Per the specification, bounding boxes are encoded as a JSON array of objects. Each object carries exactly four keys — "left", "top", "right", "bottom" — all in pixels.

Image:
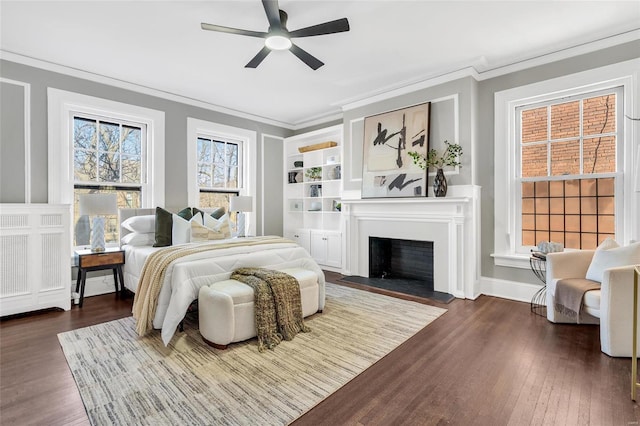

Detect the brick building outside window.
[{"left": 517, "top": 87, "right": 622, "bottom": 250}]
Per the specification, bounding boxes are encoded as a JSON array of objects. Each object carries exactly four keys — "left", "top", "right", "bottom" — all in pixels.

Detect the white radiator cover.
[{"left": 0, "top": 204, "right": 71, "bottom": 315}]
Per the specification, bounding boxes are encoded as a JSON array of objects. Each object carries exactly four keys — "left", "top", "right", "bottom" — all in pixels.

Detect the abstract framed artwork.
[{"left": 361, "top": 102, "right": 430, "bottom": 198}]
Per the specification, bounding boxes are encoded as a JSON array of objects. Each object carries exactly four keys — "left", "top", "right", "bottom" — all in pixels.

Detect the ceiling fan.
[{"left": 201, "top": 0, "right": 350, "bottom": 70}]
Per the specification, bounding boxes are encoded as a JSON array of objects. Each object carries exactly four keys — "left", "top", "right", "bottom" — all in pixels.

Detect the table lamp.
[
  {"left": 229, "top": 195, "right": 253, "bottom": 237},
  {"left": 79, "top": 193, "right": 118, "bottom": 252}
]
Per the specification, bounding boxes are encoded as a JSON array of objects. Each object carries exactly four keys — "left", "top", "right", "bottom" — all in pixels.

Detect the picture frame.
[{"left": 361, "top": 102, "right": 430, "bottom": 198}]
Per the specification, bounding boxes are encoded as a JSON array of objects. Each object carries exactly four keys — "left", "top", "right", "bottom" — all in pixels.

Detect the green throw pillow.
[
  {"left": 153, "top": 207, "right": 193, "bottom": 247},
  {"left": 192, "top": 207, "right": 225, "bottom": 220},
  {"left": 177, "top": 207, "right": 193, "bottom": 220}
]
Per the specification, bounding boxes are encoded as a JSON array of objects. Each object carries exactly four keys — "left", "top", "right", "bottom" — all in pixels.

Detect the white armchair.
[{"left": 546, "top": 250, "right": 640, "bottom": 357}]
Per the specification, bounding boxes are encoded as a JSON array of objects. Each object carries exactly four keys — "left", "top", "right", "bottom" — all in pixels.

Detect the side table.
[
  {"left": 75, "top": 248, "right": 125, "bottom": 308},
  {"left": 529, "top": 254, "right": 547, "bottom": 317}
]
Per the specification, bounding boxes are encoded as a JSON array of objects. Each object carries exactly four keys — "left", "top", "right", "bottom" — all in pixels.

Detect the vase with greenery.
[
  {"left": 408, "top": 141, "right": 462, "bottom": 197},
  {"left": 305, "top": 166, "right": 322, "bottom": 181}
]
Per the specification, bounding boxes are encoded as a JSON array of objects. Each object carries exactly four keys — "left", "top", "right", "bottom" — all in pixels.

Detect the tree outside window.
[
  {"left": 197, "top": 136, "right": 241, "bottom": 220},
  {"left": 73, "top": 115, "right": 144, "bottom": 246}
]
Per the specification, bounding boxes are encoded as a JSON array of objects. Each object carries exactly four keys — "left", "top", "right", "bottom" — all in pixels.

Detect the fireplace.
[
  {"left": 369, "top": 237, "right": 434, "bottom": 290},
  {"left": 342, "top": 191, "right": 481, "bottom": 299}
]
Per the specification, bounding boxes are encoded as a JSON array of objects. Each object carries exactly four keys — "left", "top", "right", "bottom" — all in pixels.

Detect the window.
[
  {"left": 73, "top": 115, "right": 145, "bottom": 245},
  {"left": 186, "top": 118, "right": 257, "bottom": 235},
  {"left": 48, "top": 89, "right": 165, "bottom": 253},
  {"left": 493, "top": 61, "right": 637, "bottom": 269},
  {"left": 196, "top": 135, "right": 241, "bottom": 213},
  {"left": 517, "top": 89, "right": 621, "bottom": 250}
]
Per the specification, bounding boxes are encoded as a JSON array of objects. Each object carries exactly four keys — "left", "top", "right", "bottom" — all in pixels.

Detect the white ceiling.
[{"left": 1, "top": 1, "right": 639, "bottom": 128}]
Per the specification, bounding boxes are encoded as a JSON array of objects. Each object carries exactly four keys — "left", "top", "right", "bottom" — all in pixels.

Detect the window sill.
[{"left": 491, "top": 253, "right": 532, "bottom": 270}]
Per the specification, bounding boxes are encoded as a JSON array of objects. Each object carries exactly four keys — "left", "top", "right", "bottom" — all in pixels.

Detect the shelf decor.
[
  {"left": 361, "top": 102, "right": 430, "bottom": 198},
  {"left": 298, "top": 141, "right": 337, "bottom": 153},
  {"left": 305, "top": 167, "right": 322, "bottom": 181}
]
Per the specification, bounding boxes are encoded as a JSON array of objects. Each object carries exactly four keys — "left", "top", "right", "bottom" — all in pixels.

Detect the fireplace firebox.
[{"left": 369, "top": 237, "right": 434, "bottom": 290}]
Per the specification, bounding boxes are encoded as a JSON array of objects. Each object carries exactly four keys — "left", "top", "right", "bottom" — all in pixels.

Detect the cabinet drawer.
[{"left": 79, "top": 251, "right": 124, "bottom": 268}]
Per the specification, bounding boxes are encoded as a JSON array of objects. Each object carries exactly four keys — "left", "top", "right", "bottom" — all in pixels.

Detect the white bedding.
[{"left": 122, "top": 237, "right": 326, "bottom": 345}]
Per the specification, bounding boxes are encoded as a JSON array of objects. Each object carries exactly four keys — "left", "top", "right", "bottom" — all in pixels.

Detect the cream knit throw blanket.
[
  {"left": 231, "top": 268, "right": 311, "bottom": 352},
  {"left": 132, "top": 236, "right": 291, "bottom": 336}
]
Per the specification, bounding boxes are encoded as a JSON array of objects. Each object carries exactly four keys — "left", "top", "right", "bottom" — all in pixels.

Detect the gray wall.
[
  {"left": 477, "top": 40, "right": 640, "bottom": 283},
  {"left": 331, "top": 40, "right": 639, "bottom": 285},
  {"left": 2, "top": 39, "right": 638, "bottom": 285},
  {"left": 342, "top": 76, "right": 477, "bottom": 197},
  {"left": 262, "top": 135, "right": 284, "bottom": 236},
  {"left": 0, "top": 80, "right": 27, "bottom": 202},
  {"left": 0, "top": 59, "right": 292, "bottom": 236}
]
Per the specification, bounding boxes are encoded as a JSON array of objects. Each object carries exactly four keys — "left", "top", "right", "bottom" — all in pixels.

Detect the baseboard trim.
[{"left": 479, "top": 276, "right": 542, "bottom": 303}]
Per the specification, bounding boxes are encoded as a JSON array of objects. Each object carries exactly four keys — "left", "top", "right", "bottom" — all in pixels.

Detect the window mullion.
[
  {"left": 579, "top": 99, "right": 584, "bottom": 175},
  {"left": 546, "top": 105, "right": 551, "bottom": 177}
]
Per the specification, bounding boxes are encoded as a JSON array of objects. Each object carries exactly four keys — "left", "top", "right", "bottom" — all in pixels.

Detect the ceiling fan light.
[{"left": 265, "top": 35, "right": 292, "bottom": 50}]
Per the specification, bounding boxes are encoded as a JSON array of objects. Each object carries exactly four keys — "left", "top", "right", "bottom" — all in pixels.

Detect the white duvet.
[{"left": 123, "top": 237, "right": 326, "bottom": 345}]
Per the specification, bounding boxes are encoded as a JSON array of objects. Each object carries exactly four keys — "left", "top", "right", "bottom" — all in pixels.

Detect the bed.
[{"left": 119, "top": 208, "right": 326, "bottom": 345}]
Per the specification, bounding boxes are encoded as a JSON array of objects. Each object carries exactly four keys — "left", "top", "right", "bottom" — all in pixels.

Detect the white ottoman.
[{"left": 198, "top": 267, "right": 320, "bottom": 349}]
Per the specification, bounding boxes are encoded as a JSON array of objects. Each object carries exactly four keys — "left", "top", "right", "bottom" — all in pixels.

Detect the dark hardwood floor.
[{"left": 2, "top": 275, "right": 639, "bottom": 425}]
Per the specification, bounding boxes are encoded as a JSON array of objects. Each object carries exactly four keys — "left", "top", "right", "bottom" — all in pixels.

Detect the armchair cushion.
[{"left": 586, "top": 240, "right": 640, "bottom": 282}]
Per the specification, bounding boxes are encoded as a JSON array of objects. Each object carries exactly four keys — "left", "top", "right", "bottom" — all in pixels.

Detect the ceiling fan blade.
[
  {"left": 201, "top": 23, "right": 267, "bottom": 38},
  {"left": 290, "top": 43, "right": 324, "bottom": 70},
  {"left": 262, "top": 0, "right": 281, "bottom": 30},
  {"left": 288, "top": 18, "right": 350, "bottom": 38},
  {"left": 245, "top": 46, "right": 271, "bottom": 68}
]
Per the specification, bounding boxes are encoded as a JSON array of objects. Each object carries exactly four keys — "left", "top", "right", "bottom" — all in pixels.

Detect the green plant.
[
  {"left": 408, "top": 140, "right": 463, "bottom": 170},
  {"left": 305, "top": 166, "right": 322, "bottom": 180}
]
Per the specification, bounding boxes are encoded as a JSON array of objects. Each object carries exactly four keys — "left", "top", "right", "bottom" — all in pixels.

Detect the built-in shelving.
[{"left": 283, "top": 124, "right": 343, "bottom": 270}]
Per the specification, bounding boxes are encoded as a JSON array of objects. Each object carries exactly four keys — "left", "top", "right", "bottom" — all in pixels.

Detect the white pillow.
[
  {"left": 172, "top": 214, "right": 201, "bottom": 245},
  {"left": 204, "top": 213, "right": 232, "bottom": 239},
  {"left": 121, "top": 215, "right": 155, "bottom": 233},
  {"left": 190, "top": 220, "right": 226, "bottom": 242},
  {"left": 121, "top": 232, "right": 155, "bottom": 247},
  {"left": 585, "top": 239, "right": 640, "bottom": 282}
]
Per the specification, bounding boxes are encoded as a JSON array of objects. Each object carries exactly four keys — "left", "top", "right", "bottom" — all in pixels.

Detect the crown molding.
[
  {"left": 2, "top": 28, "right": 638, "bottom": 130},
  {"left": 340, "top": 29, "right": 639, "bottom": 113},
  {"left": 0, "top": 50, "right": 296, "bottom": 130},
  {"left": 477, "top": 28, "right": 640, "bottom": 80}
]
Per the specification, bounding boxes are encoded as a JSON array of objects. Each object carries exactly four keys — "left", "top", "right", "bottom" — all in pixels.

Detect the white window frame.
[
  {"left": 187, "top": 117, "right": 257, "bottom": 236},
  {"left": 492, "top": 59, "right": 639, "bottom": 269},
  {"left": 48, "top": 88, "right": 165, "bottom": 254}
]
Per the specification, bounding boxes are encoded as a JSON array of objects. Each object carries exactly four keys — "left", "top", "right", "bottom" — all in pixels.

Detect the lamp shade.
[
  {"left": 229, "top": 195, "right": 253, "bottom": 212},
  {"left": 79, "top": 193, "right": 118, "bottom": 216}
]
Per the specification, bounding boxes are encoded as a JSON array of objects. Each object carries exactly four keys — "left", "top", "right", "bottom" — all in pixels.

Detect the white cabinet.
[
  {"left": 284, "top": 229, "right": 310, "bottom": 253},
  {"left": 310, "top": 230, "right": 342, "bottom": 269},
  {"left": 0, "top": 204, "right": 71, "bottom": 316},
  {"left": 284, "top": 125, "right": 343, "bottom": 270}
]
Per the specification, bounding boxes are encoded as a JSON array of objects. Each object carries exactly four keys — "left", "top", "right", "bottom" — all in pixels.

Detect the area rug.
[{"left": 58, "top": 282, "right": 447, "bottom": 425}]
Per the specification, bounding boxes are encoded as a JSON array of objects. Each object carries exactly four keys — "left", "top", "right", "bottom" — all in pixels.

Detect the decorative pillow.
[
  {"left": 204, "top": 212, "right": 232, "bottom": 239},
  {"left": 193, "top": 207, "right": 225, "bottom": 221},
  {"left": 153, "top": 207, "right": 193, "bottom": 247},
  {"left": 121, "top": 215, "right": 155, "bottom": 233},
  {"left": 190, "top": 220, "right": 226, "bottom": 242},
  {"left": 585, "top": 239, "right": 640, "bottom": 282},
  {"left": 172, "top": 214, "right": 202, "bottom": 245},
  {"left": 121, "top": 232, "right": 155, "bottom": 247}
]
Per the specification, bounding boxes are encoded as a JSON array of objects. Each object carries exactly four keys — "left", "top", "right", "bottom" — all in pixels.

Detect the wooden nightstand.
[{"left": 74, "top": 247, "right": 125, "bottom": 308}]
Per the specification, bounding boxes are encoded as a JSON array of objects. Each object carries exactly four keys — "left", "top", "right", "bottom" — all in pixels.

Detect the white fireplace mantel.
[{"left": 341, "top": 185, "right": 481, "bottom": 299}]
